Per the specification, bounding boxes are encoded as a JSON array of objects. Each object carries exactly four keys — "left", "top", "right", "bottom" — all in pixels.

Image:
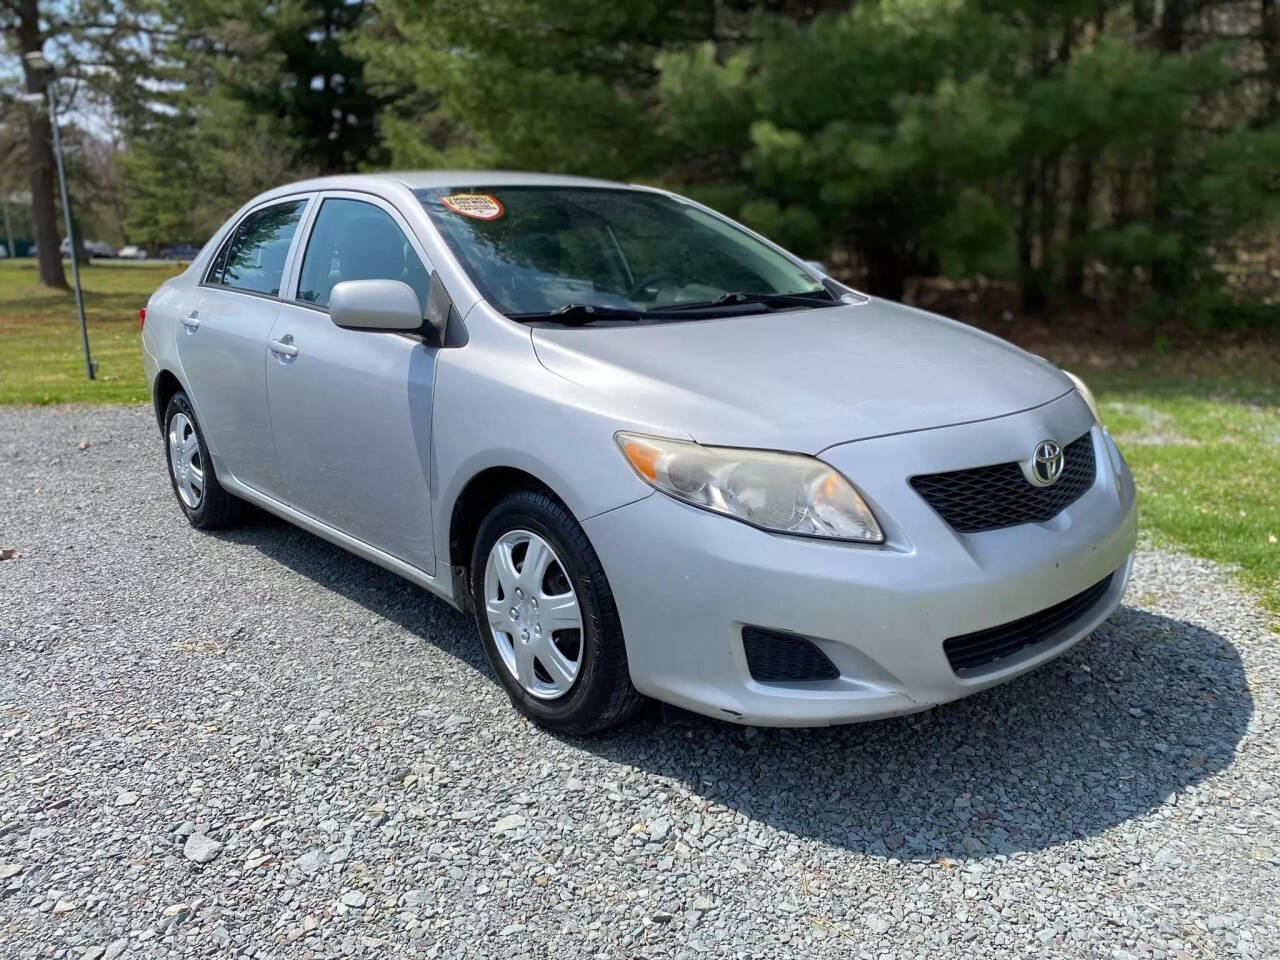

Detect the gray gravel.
[{"left": 2, "top": 403, "right": 1277, "bottom": 959}]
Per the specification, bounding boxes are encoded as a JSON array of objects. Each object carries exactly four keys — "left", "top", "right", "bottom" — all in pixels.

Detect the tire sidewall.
[
  {"left": 163, "top": 392, "right": 212, "bottom": 527},
  {"left": 469, "top": 495, "right": 610, "bottom": 727}
]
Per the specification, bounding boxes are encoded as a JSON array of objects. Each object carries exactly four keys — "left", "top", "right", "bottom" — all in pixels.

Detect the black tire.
[
  {"left": 162, "top": 391, "right": 241, "bottom": 530},
  {"left": 469, "top": 488, "right": 643, "bottom": 734}
]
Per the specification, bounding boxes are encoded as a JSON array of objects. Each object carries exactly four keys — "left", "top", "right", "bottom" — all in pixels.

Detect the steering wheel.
[{"left": 627, "top": 271, "right": 682, "bottom": 302}]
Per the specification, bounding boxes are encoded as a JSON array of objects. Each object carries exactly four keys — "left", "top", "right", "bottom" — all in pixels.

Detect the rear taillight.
[{"left": 138, "top": 308, "right": 146, "bottom": 330}]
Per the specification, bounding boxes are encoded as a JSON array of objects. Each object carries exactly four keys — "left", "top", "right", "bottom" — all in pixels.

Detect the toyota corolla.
[{"left": 140, "top": 172, "right": 1137, "bottom": 733}]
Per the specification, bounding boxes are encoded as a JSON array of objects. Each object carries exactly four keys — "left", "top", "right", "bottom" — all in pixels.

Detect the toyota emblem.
[{"left": 1029, "top": 439, "right": 1065, "bottom": 486}]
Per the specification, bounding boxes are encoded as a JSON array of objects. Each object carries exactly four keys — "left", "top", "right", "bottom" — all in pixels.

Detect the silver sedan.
[{"left": 140, "top": 172, "right": 1137, "bottom": 733}]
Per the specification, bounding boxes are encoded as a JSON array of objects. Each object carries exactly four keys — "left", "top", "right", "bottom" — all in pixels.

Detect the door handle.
[
  {"left": 182, "top": 312, "right": 200, "bottom": 330},
  {"left": 268, "top": 337, "right": 299, "bottom": 358}
]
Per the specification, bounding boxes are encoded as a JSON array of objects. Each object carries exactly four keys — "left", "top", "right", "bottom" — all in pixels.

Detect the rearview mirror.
[{"left": 330, "top": 279, "right": 424, "bottom": 333}]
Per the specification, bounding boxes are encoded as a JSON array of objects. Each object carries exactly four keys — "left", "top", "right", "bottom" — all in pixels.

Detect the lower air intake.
[
  {"left": 943, "top": 573, "right": 1114, "bottom": 674},
  {"left": 742, "top": 626, "right": 840, "bottom": 682}
]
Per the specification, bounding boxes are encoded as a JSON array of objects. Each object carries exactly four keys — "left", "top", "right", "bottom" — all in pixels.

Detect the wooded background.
[{"left": 3, "top": 0, "right": 1278, "bottom": 330}]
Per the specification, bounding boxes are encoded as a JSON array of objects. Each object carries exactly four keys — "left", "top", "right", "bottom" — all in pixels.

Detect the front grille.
[
  {"left": 742, "top": 627, "right": 839, "bottom": 682},
  {"left": 909, "top": 432, "right": 1096, "bottom": 533},
  {"left": 943, "top": 573, "right": 1114, "bottom": 673}
]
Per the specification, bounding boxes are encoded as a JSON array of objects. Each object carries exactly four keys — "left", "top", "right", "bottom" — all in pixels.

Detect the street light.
[{"left": 22, "top": 50, "right": 95, "bottom": 381}]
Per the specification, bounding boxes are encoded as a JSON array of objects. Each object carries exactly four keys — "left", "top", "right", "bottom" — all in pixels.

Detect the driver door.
[{"left": 264, "top": 193, "right": 439, "bottom": 575}]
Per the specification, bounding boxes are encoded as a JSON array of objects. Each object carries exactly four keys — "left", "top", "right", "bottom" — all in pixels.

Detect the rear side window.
[
  {"left": 296, "top": 198, "right": 430, "bottom": 312},
  {"left": 206, "top": 200, "right": 306, "bottom": 296}
]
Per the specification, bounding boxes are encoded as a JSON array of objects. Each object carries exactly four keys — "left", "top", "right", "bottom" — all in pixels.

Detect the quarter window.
[
  {"left": 206, "top": 200, "right": 306, "bottom": 296},
  {"left": 296, "top": 198, "right": 430, "bottom": 312}
]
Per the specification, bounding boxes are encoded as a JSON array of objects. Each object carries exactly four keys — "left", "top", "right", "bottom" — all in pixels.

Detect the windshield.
[{"left": 416, "top": 186, "right": 828, "bottom": 318}]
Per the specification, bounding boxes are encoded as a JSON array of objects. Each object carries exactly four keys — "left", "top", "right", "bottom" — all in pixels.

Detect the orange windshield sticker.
[{"left": 440, "top": 193, "right": 504, "bottom": 221}]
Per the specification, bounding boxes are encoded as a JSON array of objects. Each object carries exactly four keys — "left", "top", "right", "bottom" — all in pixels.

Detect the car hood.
[{"left": 529, "top": 298, "right": 1073, "bottom": 454}]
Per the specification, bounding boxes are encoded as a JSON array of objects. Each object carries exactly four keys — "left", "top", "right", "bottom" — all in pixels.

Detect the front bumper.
[{"left": 584, "top": 392, "right": 1137, "bottom": 726}]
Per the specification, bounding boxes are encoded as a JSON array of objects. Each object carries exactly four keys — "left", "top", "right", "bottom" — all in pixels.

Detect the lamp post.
[{"left": 22, "top": 51, "right": 95, "bottom": 381}]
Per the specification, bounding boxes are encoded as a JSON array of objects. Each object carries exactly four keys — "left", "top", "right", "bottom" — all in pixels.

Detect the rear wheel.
[
  {"left": 163, "top": 391, "right": 241, "bottom": 529},
  {"left": 470, "top": 489, "right": 643, "bottom": 734}
]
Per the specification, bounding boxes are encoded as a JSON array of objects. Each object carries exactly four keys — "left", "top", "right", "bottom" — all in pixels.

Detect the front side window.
[
  {"left": 207, "top": 200, "right": 306, "bottom": 296},
  {"left": 296, "top": 198, "right": 431, "bottom": 312},
  {"left": 416, "top": 186, "right": 826, "bottom": 317}
]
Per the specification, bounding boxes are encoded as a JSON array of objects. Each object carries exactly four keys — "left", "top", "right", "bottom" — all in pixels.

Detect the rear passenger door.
[
  {"left": 264, "top": 192, "right": 439, "bottom": 575},
  {"left": 177, "top": 196, "right": 311, "bottom": 498}
]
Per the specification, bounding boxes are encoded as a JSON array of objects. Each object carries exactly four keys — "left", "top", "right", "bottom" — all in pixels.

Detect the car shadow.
[
  {"left": 216, "top": 514, "right": 1253, "bottom": 861},
  {"left": 212, "top": 511, "right": 484, "bottom": 671},
  {"left": 580, "top": 604, "right": 1253, "bottom": 861}
]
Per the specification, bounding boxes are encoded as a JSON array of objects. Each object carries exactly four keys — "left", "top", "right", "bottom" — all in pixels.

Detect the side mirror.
[
  {"left": 804, "top": 259, "right": 828, "bottom": 276},
  {"left": 330, "top": 279, "right": 425, "bottom": 333}
]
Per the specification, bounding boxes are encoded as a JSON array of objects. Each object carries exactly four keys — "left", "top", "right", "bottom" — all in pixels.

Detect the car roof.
[
  {"left": 253, "top": 170, "right": 641, "bottom": 205},
  {"left": 395, "top": 170, "right": 632, "bottom": 190}
]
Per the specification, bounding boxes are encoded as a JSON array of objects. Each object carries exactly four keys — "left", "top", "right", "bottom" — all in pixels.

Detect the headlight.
[
  {"left": 1064, "top": 370, "right": 1102, "bottom": 426},
  {"left": 616, "top": 433, "right": 884, "bottom": 543}
]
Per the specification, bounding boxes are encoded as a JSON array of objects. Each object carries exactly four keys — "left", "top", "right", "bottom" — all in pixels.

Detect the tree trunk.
[
  {"left": 1064, "top": 149, "right": 1096, "bottom": 298},
  {"left": 1262, "top": 0, "right": 1280, "bottom": 126},
  {"left": 1132, "top": 0, "right": 1153, "bottom": 34},
  {"left": 18, "top": 0, "right": 68, "bottom": 289},
  {"left": 1038, "top": 151, "right": 1062, "bottom": 302},
  {"left": 1064, "top": 1, "right": 1105, "bottom": 300},
  {"left": 860, "top": 230, "right": 909, "bottom": 301},
  {"left": 1108, "top": 159, "right": 1136, "bottom": 305},
  {"left": 1017, "top": 20, "right": 1062, "bottom": 315},
  {"left": 1157, "top": 0, "right": 1188, "bottom": 54},
  {"left": 1149, "top": 0, "right": 1187, "bottom": 297},
  {"left": 862, "top": 249, "right": 908, "bottom": 301},
  {"left": 1018, "top": 161, "right": 1047, "bottom": 312}
]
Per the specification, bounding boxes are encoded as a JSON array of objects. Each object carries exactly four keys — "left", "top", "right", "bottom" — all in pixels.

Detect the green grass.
[
  {"left": 2, "top": 259, "right": 1277, "bottom": 621},
  {"left": 1084, "top": 361, "right": 1280, "bottom": 625},
  {"left": 0, "top": 258, "right": 180, "bottom": 404}
]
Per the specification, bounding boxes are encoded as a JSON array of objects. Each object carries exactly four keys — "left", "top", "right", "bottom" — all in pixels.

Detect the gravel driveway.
[{"left": 1, "top": 404, "right": 1277, "bottom": 960}]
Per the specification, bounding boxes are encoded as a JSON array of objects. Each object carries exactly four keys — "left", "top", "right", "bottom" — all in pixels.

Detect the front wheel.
[{"left": 469, "top": 489, "right": 643, "bottom": 734}]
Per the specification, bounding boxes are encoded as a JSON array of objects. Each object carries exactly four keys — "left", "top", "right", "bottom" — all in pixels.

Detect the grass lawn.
[
  {"left": 1, "top": 258, "right": 1277, "bottom": 623},
  {"left": 1083, "top": 355, "right": 1280, "bottom": 626},
  {"left": 0, "top": 258, "right": 181, "bottom": 405}
]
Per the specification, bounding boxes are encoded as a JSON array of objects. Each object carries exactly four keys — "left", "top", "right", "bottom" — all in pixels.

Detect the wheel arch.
[
  {"left": 447, "top": 466, "right": 566, "bottom": 574},
  {"left": 152, "top": 369, "right": 186, "bottom": 431}
]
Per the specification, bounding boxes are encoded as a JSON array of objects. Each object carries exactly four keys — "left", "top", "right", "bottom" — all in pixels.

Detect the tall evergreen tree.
[{"left": 167, "top": 0, "right": 392, "bottom": 173}]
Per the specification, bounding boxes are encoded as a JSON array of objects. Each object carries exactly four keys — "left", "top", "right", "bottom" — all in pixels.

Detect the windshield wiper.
[
  {"left": 656, "top": 290, "right": 836, "bottom": 313},
  {"left": 508, "top": 303, "right": 646, "bottom": 325},
  {"left": 510, "top": 290, "right": 838, "bottom": 325}
]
